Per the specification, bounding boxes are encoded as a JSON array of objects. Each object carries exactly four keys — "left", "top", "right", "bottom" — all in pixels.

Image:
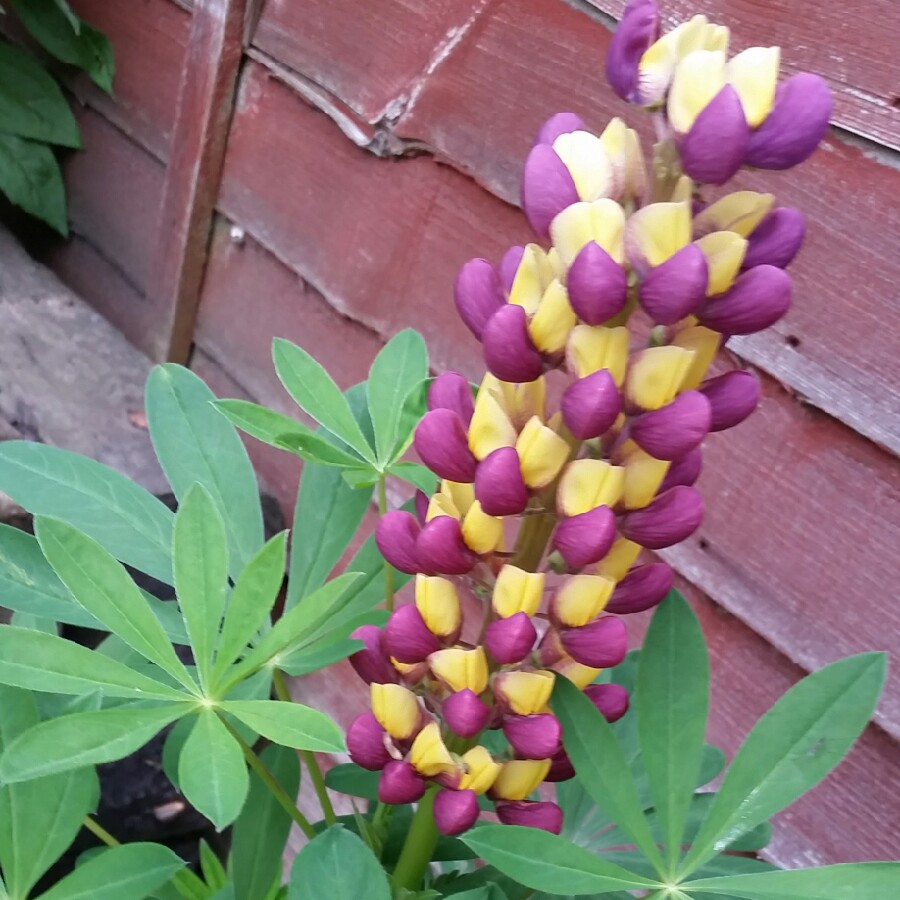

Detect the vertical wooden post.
[{"left": 149, "top": 0, "right": 249, "bottom": 363}]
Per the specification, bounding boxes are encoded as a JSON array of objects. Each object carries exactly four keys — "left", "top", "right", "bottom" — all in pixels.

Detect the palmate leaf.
[
  {"left": 219, "top": 700, "right": 344, "bottom": 752},
  {"left": 0, "top": 133, "right": 67, "bottom": 234}
]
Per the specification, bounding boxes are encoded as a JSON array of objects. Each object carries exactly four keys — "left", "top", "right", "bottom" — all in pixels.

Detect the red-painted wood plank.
[{"left": 588, "top": 0, "right": 900, "bottom": 150}]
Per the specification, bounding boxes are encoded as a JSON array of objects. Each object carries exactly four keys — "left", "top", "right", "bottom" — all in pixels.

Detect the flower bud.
[
  {"left": 429, "top": 647, "right": 490, "bottom": 694},
  {"left": 583, "top": 683, "right": 630, "bottom": 722},
  {"left": 375, "top": 510, "right": 422, "bottom": 575},
  {"left": 493, "top": 565, "right": 545, "bottom": 618},
  {"left": 534, "top": 112, "right": 587, "bottom": 146},
  {"left": 625, "top": 201, "right": 691, "bottom": 276},
  {"left": 346, "top": 713, "right": 392, "bottom": 770},
  {"left": 551, "top": 199, "right": 626, "bottom": 270},
  {"left": 410, "top": 721, "right": 457, "bottom": 777},
  {"left": 415, "top": 575, "right": 462, "bottom": 640},
  {"left": 744, "top": 73, "right": 832, "bottom": 170},
  {"left": 605, "top": 0, "right": 660, "bottom": 103},
  {"left": 546, "top": 747, "right": 576, "bottom": 782},
  {"left": 349, "top": 624, "right": 398, "bottom": 685},
  {"left": 516, "top": 416, "right": 570, "bottom": 489},
  {"left": 385, "top": 604, "right": 442, "bottom": 664},
  {"left": 521, "top": 143, "right": 581, "bottom": 239},
  {"left": 455, "top": 258, "right": 504, "bottom": 339},
  {"left": 743, "top": 207, "right": 805, "bottom": 270},
  {"left": 483, "top": 304, "right": 545, "bottom": 383},
  {"left": 566, "top": 242, "right": 628, "bottom": 325},
  {"left": 701, "top": 370, "right": 760, "bottom": 432},
  {"left": 677, "top": 84, "right": 750, "bottom": 185},
  {"left": 638, "top": 243, "right": 709, "bottom": 325},
  {"left": 503, "top": 713, "right": 562, "bottom": 759},
  {"left": 490, "top": 759, "right": 552, "bottom": 801},
  {"left": 561, "top": 369, "right": 622, "bottom": 440},
  {"left": 630, "top": 390, "right": 712, "bottom": 461},
  {"left": 554, "top": 505, "right": 617, "bottom": 569},
  {"left": 379, "top": 760, "right": 427, "bottom": 804},
  {"left": 485, "top": 612, "right": 538, "bottom": 665},
  {"left": 443, "top": 689, "right": 492, "bottom": 739},
  {"left": 625, "top": 346, "right": 696, "bottom": 411},
  {"left": 621, "top": 485, "right": 704, "bottom": 549},
  {"left": 494, "top": 670, "right": 555, "bottom": 715},
  {"left": 659, "top": 446, "right": 702, "bottom": 492},
  {"left": 434, "top": 788, "right": 480, "bottom": 835},
  {"left": 474, "top": 447, "right": 529, "bottom": 516},
  {"left": 605, "top": 562, "right": 674, "bottom": 615},
  {"left": 414, "top": 409, "right": 478, "bottom": 483},
  {"left": 560, "top": 616, "right": 628, "bottom": 668},
  {"left": 495, "top": 800, "right": 564, "bottom": 833},
  {"left": 371, "top": 683, "right": 421, "bottom": 741},
  {"left": 428, "top": 372, "right": 475, "bottom": 425},
  {"left": 698, "top": 265, "right": 791, "bottom": 335},
  {"left": 459, "top": 745, "right": 502, "bottom": 794},
  {"left": 558, "top": 459, "right": 625, "bottom": 517},
  {"left": 550, "top": 574, "right": 615, "bottom": 627},
  {"left": 416, "top": 516, "right": 477, "bottom": 575}
]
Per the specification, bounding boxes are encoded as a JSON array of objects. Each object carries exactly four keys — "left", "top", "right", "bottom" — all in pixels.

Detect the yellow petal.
[
  {"left": 727, "top": 46, "right": 781, "bottom": 128},
  {"left": 553, "top": 573, "right": 616, "bottom": 627},
  {"left": 551, "top": 130, "right": 613, "bottom": 201},
  {"left": 415, "top": 575, "right": 461, "bottom": 637},
  {"left": 493, "top": 565, "right": 545, "bottom": 618},
  {"left": 558, "top": 459, "right": 625, "bottom": 517},
  {"left": 553, "top": 656, "right": 603, "bottom": 689},
  {"left": 637, "top": 37, "right": 678, "bottom": 106},
  {"left": 672, "top": 15, "right": 729, "bottom": 57},
  {"left": 426, "top": 492, "right": 460, "bottom": 522},
  {"left": 626, "top": 346, "right": 696, "bottom": 410},
  {"left": 667, "top": 49, "right": 727, "bottom": 134},
  {"left": 459, "top": 746, "right": 501, "bottom": 794},
  {"left": 529, "top": 280, "right": 577, "bottom": 354},
  {"left": 443, "top": 480, "right": 476, "bottom": 516},
  {"left": 626, "top": 201, "right": 692, "bottom": 268},
  {"left": 596, "top": 538, "right": 643, "bottom": 581},
  {"left": 515, "top": 416, "right": 571, "bottom": 489},
  {"left": 410, "top": 722, "right": 457, "bottom": 777},
  {"left": 693, "top": 191, "right": 774, "bottom": 238},
  {"left": 508, "top": 243, "right": 554, "bottom": 314},
  {"left": 669, "top": 175, "right": 694, "bottom": 203},
  {"left": 566, "top": 325, "right": 629, "bottom": 383},
  {"left": 619, "top": 444, "right": 671, "bottom": 509},
  {"left": 695, "top": 231, "right": 748, "bottom": 296},
  {"left": 461, "top": 501, "right": 503, "bottom": 554},
  {"left": 671, "top": 324, "right": 720, "bottom": 389},
  {"left": 469, "top": 386, "right": 516, "bottom": 461},
  {"left": 429, "top": 647, "right": 489, "bottom": 694},
  {"left": 491, "top": 758, "right": 551, "bottom": 800},
  {"left": 498, "top": 670, "right": 555, "bottom": 715},
  {"left": 371, "top": 683, "right": 420, "bottom": 739},
  {"left": 550, "top": 199, "right": 626, "bottom": 267}
]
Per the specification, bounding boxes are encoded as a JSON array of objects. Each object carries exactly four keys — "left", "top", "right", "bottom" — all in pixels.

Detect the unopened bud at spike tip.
[
  {"left": 503, "top": 713, "right": 563, "bottom": 759},
  {"left": 553, "top": 505, "right": 617, "bottom": 569},
  {"left": 583, "top": 683, "right": 631, "bottom": 722},
  {"left": 621, "top": 485, "right": 704, "bottom": 549},
  {"left": 605, "top": 0, "right": 661, "bottom": 104},
  {"left": 434, "top": 788, "right": 480, "bottom": 835},
  {"left": 566, "top": 241, "right": 629, "bottom": 325},
  {"left": 428, "top": 372, "right": 475, "bottom": 426},
  {"left": 482, "top": 304, "right": 545, "bottom": 383},
  {"left": 416, "top": 516, "right": 477, "bottom": 575},
  {"left": 698, "top": 265, "right": 791, "bottom": 335},
  {"left": 560, "top": 616, "right": 628, "bottom": 668},
  {"left": 349, "top": 624, "right": 399, "bottom": 685},
  {"left": 485, "top": 611, "right": 539, "bottom": 665},
  {"left": 454, "top": 258, "right": 505, "bottom": 339},
  {"left": 375, "top": 510, "right": 422, "bottom": 575},
  {"left": 379, "top": 760, "right": 427, "bottom": 804},
  {"left": 495, "top": 800, "right": 564, "bottom": 833},
  {"left": 639, "top": 243, "right": 709, "bottom": 325},
  {"left": 346, "top": 713, "right": 391, "bottom": 771},
  {"left": 701, "top": 370, "right": 760, "bottom": 431},
  {"left": 384, "top": 604, "right": 442, "bottom": 664},
  {"left": 605, "top": 562, "right": 674, "bottom": 614},
  {"left": 474, "top": 447, "right": 529, "bottom": 516},
  {"left": 414, "top": 409, "right": 478, "bottom": 483},
  {"left": 443, "top": 689, "right": 492, "bottom": 738},
  {"left": 630, "top": 390, "right": 712, "bottom": 460}
]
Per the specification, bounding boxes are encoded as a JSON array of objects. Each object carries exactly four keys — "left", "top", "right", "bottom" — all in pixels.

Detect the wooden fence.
[{"left": 13, "top": 0, "right": 900, "bottom": 868}]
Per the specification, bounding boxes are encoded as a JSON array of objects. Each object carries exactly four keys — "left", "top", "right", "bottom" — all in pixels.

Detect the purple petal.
[
  {"left": 475, "top": 447, "right": 529, "bottom": 516},
  {"left": 743, "top": 207, "right": 806, "bottom": 270},
  {"left": 428, "top": 372, "right": 475, "bottom": 425},
  {"left": 414, "top": 490, "right": 430, "bottom": 525},
  {"left": 605, "top": 0, "right": 660, "bottom": 103},
  {"left": 583, "top": 683, "right": 630, "bottom": 722},
  {"left": 567, "top": 241, "right": 629, "bottom": 325},
  {"left": 701, "top": 370, "right": 761, "bottom": 431},
  {"left": 347, "top": 713, "right": 391, "bottom": 771},
  {"left": 521, "top": 144, "right": 580, "bottom": 239},
  {"left": 434, "top": 788, "right": 480, "bottom": 835},
  {"left": 639, "top": 244, "right": 709, "bottom": 324},
  {"left": 630, "top": 390, "right": 712, "bottom": 460},
  {"left": 503, "top": 713, "right": 563, "bottom": 759},
  {"left": 561, "top": 369, "right": 622, "bottom": 440},
  {"left": 482, "top": 304, "right": 545, "bottom": 383},
  {"left": 745, "top": 73, "right": 832, "bottom": 170},
  {"left": 416, "top": 516, "right": 477, "bottom": 575},
  {"left": 375, "top": 510, "right": 422, "bottom": 574},
  {"left": 621, "top": 485, "right": 704, "bottom": 549},
  {"left": 443, "top": 689, "right": 492, "bottom": 739},
  {"left": 534, "top": 112, "right": 587, "bottom": 146},
  {"left": 415, "top": 409, "right": 478, "bottom": 482},
  {"left": 379, "top": 760, "right": 427, "bottom": 804},
  {"left": 659, "top": 447, "right": 703, "bottom": 492},
  {"left": 385, "top": 604, "right": 442, "bottom": 664},
  {"left": 553, "top": 505, "right": 617, "bottom": 569},
  {"left": 495, "top": 800, "right": 564, "bottom": 834},
  {"left": 678, "top": 85, "right": 750, "bottom": 185},
  {"left": 545, "top": 748, "right": 576, "bottom": 782},
  {"left": 349, "top": 624, "right": 399, "bottom": 685},
  {"left": 455, "top": 258, "right": 505, "bottom": 339},
  {"left": 605, "top": 563, "right": 674, "bottom": 614},
  {"left": 698, "top": 265, "right": 792, "bottom": 335},
  {"left": 499, "top": 245, "right": 527, "bottom": 293},
  {"left": 485, "top": 612, "right": 538, "bottom": 665},
  {"left": 560, "top": 615, "right": 628, "bottom": 668}
]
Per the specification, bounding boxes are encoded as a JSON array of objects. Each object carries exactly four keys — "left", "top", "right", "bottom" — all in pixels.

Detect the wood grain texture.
[
  {"left": 149, "top": 0, "right": 250, "bottom": 364},
  {"left": 587, "top": 0, "right": 900, "bottom": 150}
]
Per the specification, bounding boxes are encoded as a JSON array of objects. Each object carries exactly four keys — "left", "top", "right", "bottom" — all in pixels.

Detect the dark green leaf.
[
  {"left": 37, "top": 843, "right": 185, "bottom": 900},
  {"left": 178, "top": 711, "right": 247, "bottom": 831},
  {"left": 232, "top": 744, "right": 300, "bottom": 900},
  {"left": 199, "top": 840, "right": 227, "bottom": 891},
  {"left": 0, "top": 132, "right": 67, "bottom": 233},
  {"left": 288, "top": 825, "right": 390, "bottom": 900},
  {"left": 680, "top": 653, "right": 887, "bottom": 877},
  {"left": 278, "top": 634, "right": 364, "bottom": 677},
  {"left": 273, "top": 339, "right": 375, "bottom": 463},
  {"left": 219, "top": 700, "right": 344, "bottom": 752},
  {"left": 146, "top": 365, "right": 264, "bottom": 576},
  {"left": 460, "top": 826, "right": 658, "bottom": 895},
  {"left": 0, "top": 706, "right": 186, "bottom": 782},
  {"left": 0, "top": 442, "right": 174, "bottom": 581},
  {"left": 213, "top": 400, "right": 305, "bottom": 446},
  {"left": 274, "top": 430, "right": 368, "bottom": 468},
  {"left": 635, "top": 592, "right": 709, "bottom": 872},
  {"left": 10, "top": 0, "right": 115, "bottom": 92}
]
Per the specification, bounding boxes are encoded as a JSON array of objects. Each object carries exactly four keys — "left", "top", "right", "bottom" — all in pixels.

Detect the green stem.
[
  {"left": 220, "top": 716, "right": 316, "bottom": 840},
  {"left": 377, "top": 475, "right": 396, "bottom": 612},
  {"left": 390, "top": 786, "right": 440, "bottom": 892},
  {"left": 82, "top": 815, "right": 119, "bottom": 847}
]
